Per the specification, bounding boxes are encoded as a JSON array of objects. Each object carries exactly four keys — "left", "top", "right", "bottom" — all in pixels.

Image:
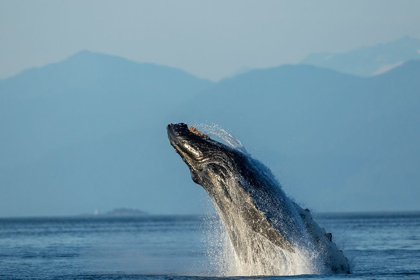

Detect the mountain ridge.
[{"left": 0, "top": 51, "right": 215, "bottom": 166}]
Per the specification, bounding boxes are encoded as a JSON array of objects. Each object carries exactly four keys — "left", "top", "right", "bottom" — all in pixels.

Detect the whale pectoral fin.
[{"left": 243, "top": 203, "right": 295, "bottom": 253}]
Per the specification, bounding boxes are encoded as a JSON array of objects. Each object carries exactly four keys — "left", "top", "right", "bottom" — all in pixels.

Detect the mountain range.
[{"left": 1, "top": 38, "right": 419, "bottom": 217}]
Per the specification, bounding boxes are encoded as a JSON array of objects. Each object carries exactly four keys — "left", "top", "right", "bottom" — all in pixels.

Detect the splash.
[
  {"left": 203, "top": 194, "right": 327, "bottom": 276},
  {"left": 194, "top": 123, "right": 247, "bottom": 154},
  {"left": 202, "top": 213, "right": 239, "bottom": 276}
]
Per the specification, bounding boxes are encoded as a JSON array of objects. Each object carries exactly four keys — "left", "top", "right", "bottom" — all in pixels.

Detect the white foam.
[{"left": 203, "top": 210, "right": 327, "bottom": 276}]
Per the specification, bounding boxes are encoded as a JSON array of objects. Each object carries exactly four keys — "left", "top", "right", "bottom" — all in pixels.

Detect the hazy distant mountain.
[
  {"left": 175, "top": 61, "right": 420, "bottom": 212},
  {"left": 0, "top": 51, "right": 213, "bottom": 166},
  {"left": 301, "top": 36, "right": 420, "bottom": 76}
]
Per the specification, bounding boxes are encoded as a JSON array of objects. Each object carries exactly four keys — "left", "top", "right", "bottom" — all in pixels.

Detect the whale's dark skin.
[{"left": 167, "top": 123, "right": 350, "bottom": 274}]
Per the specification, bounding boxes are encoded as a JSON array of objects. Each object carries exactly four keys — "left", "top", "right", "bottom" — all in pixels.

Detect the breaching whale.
[{"left": 167, "top": 123, "right": 350, "bottom": 275}]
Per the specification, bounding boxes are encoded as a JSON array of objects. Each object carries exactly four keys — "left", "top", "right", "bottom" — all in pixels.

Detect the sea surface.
[{"left": 0, "top": 212, "right": 419, "bottom": 280}]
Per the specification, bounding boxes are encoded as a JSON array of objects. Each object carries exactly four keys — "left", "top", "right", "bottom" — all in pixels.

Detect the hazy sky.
[{"left": 1, "top": 0, "right": 420, "bottom": 81}]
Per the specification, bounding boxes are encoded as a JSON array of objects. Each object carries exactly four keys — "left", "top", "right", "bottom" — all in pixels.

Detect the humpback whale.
[{"left": 167, "top": 123, "right": 350, "bottom": 275}]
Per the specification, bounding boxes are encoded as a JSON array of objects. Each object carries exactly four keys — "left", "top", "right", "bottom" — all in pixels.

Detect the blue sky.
[{"left": 1, "top": 0, "right": 420, "bottom": 81}]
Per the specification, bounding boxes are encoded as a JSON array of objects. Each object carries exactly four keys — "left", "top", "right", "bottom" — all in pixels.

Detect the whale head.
[{"left": 167, "top": 122, "right": 248, "bottom": 188}]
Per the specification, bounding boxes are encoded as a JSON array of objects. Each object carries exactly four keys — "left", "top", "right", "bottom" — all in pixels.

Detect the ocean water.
[{"left": 0, "top": 212, "right": 419, "bottom": 280}]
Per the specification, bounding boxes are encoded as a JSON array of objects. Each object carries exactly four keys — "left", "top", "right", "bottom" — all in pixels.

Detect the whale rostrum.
[{"left": 167, "top": 123, "right": 350, "bottom": 275}]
